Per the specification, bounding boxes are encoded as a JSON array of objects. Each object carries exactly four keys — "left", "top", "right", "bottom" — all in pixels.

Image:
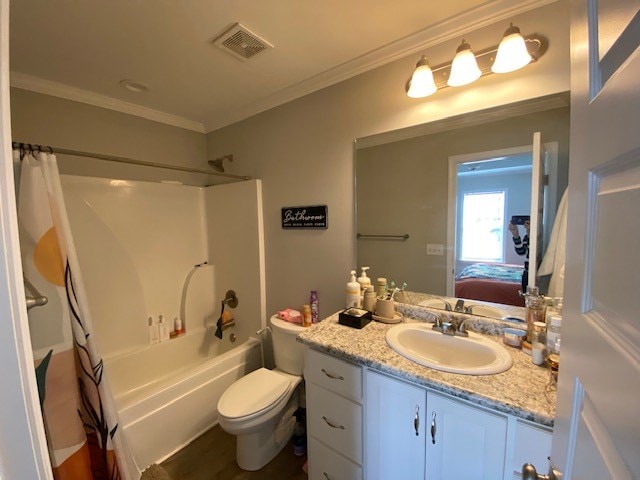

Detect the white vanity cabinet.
[
  {"left": 305, "top": 348, "right": 363, "bottom": 480},
  {"left": 425, "top": 390, "right": 507, "bottom": 479},
  {"left": 305, "top": 347, "right": 552, "bottom": 480},
  {"left": 362, "top": 368, "right": 552, "bottom": 480},
  {"left": 364, "top": 370, "right": 426, "bottom": 480}
]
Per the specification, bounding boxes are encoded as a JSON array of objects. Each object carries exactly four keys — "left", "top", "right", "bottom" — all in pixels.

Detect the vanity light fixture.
[
  {"left": 404, "top": 25, "right": 547, "bottom": 98},
  {"left": 447, "top": 40, "right": 481, "bottom": 87},
  {"left": 406, "top": 56, "right": 437, "bottom": 98},
  {"left": 492, "top": 24, "right": 532, "bottom": 73}
]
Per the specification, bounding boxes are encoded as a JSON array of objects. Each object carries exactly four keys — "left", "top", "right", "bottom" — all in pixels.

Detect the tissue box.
[{"left": 338, "top": 308, "right": 372, "bottom": 329}]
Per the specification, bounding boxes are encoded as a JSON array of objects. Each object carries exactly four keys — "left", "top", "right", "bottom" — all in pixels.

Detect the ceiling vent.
[{"left": 213, "top": 23, "right": 273, "bottom": 61}]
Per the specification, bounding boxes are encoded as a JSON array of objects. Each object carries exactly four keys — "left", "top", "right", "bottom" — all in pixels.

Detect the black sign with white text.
[{"left": 281, "top": 205, "right": 328, "bottom": 229}]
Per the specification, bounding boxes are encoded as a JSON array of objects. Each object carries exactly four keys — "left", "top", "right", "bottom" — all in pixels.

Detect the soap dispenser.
[
  {"left": 346, "top": 270, "right": 361, "bottom": 308},
  {"left": 357, "top": 266, "right": 371, "bottom": 294}
]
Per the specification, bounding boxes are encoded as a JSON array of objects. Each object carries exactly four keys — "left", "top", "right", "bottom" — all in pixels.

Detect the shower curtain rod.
[{"left": 12, "top": 142, "right": 251, "bottom": 181}]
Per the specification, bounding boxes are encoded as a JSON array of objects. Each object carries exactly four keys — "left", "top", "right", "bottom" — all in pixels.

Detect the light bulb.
[
  {"left": 447, "top": 40, "right": 481, "bottom": 87},
  {"left": 406, "top": 56, "right": 437, "bottom": 98},
  {"left": 492, "top": 24, "right": 532, "bottom": 73}
]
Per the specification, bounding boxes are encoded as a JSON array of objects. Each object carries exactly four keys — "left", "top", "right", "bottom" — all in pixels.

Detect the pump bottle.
[
  {"left": 346, "top": 270, "right": 361, "bottom": 308},
  {"left": 357, "top": 266, "right": 371, "bottom": 294}
]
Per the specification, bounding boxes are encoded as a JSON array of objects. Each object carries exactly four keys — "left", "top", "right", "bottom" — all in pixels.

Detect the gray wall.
[
  {"left": 206, "top": 2, "right": 570, "bottom": 316},
  {"left": 357, "top": 107, "right": 570, "bottom": 296},
  {"left": 10, "top": 2, "right": 571, "bottom": 318},
  {"left": 10, "top": 88, "right": 211, "bottom": 186}
]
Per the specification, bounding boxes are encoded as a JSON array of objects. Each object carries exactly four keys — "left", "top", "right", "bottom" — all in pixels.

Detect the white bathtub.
[{"left": 105, "top": 329, "right": 262, "bottom": 475}]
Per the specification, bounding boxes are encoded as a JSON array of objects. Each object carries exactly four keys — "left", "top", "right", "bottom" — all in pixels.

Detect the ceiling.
[{"left": 9, "top": 0, "right": 550, "bottom": 133}]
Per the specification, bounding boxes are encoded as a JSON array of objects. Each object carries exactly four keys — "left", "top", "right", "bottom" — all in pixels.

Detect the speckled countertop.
[{"left": 297, "top": 305, "right": 556, "bottom": 427}]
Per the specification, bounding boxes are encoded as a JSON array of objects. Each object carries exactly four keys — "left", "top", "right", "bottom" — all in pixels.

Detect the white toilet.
[{"left": 217, "top": 314, "right": 306, "bottom": 471}]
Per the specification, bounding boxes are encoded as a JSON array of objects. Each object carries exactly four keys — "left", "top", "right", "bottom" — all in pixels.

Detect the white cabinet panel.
[
  {"left": 364, "top": 370, "right": 426, "bottom": 480},
  {"left": 308, "top": 437, "right": 362, "bottom": 480},
  {"left": 307, "top": 382, "right": 363, "bottom": 463},
  {"left": 511, "top": 420, "right": 552, "bottom": 478},
  {"left": 426, "top": 391, "right": 507, "bottom": 480},
  {"left": 305, "top": 348, "right": 362, "bottom": 401}
]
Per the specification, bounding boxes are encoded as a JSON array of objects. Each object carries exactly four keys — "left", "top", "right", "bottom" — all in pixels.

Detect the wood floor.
[{"left": 161, "top": 425, "right": 308, "bottom": 480}]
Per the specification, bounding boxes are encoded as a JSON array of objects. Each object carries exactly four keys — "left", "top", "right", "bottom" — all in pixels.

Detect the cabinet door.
[
  {"left": 426, "top": 391, "right": 507, "bottom": 480},
  {"left": 365, "top": 370, "right": 426, "bottom": 480}
]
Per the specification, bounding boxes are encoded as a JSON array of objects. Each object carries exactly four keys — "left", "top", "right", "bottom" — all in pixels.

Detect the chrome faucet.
[{"left": 454, "top": 299, "right": 465, "bottom": 313}]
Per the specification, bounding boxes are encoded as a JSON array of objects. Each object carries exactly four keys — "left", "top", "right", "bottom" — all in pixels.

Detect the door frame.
[
  {"left": 0, "top": 0, "right": 53, "bottom": 477},
  {"left": 446, "top": 142, "right": 559, "bottom": 296},
  {"left": 446, "top": 144, "right": 533, "bottom": 297}
]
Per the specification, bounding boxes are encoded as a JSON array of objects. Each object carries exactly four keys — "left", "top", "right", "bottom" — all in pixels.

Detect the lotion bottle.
[
  {"left": 357, "top": 266, "right": 371, "bottom": 294},
  {"left": 174, "top": 316, "right": 184, "bottom": 336},
  {"left": 158, "top": 315, "right": 170, "bottom": 342},
  {"left": 148, "top": 316, "right": 159, "bottom": 345},
  {"left": 346, "top": 270, "right": 360, "bottom": 308}
]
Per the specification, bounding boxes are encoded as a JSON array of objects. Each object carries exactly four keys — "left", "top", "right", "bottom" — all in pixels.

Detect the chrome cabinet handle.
[
  {"left": 431, "top": 411, "right": 437, "bottom": 444},
  {"left": 414, "top": 405, "right": 420, "bottom": 436},
  {"left": 322, "top": 416, "right": 345, "bottom": 430},
  {"left": 321, "top": 368, "right": 344, "bottom": 380}
]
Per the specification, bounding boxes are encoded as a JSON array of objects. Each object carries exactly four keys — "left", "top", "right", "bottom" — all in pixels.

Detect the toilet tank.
[{"left": 269, "top": 315, "right": 306, "bottom": 375}]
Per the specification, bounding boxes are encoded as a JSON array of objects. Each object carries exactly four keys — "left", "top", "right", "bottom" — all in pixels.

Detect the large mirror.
[{"left": 355, "top": 93, "right": 570, "bottom": 316}]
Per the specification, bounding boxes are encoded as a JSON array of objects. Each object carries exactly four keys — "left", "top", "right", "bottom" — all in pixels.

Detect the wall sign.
[{"left": 281, "top": 205, "right": 328, "bottom": 229}]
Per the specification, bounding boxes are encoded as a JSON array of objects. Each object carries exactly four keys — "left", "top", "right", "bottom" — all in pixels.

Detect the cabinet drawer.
[
  {"left": 305, "top": 348, "right": 362, "bottom": 401},
  {"left": 308, "top": 437, "right": 362, "bottom": 480},
  {"left": 307, "top": 382, "right": 362, "bottom": 463}
]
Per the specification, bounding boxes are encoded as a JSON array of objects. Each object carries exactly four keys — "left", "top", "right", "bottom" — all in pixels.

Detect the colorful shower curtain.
[{"left": 17, "top": 151, "right": 130, "bottom": 480}]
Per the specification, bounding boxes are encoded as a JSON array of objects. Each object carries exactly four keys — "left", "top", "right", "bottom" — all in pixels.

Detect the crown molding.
[
  {"left": 204, "top": 0, "right": 559, "bottom": 132},
  {"left": 10, "top": 72, "right": 206, "bottom": 133},
  {"left": 10, "top": 0, "right": 557, "bottom": 135}
]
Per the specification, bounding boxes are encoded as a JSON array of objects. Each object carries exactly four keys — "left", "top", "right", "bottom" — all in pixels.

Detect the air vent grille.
[{"left": 214, "top": 23, "right": 273, "bottom": 61}]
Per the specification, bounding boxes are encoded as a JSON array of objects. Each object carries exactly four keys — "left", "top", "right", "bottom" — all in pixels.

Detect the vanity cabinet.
[
  {"left": 305, "top": 348, "right": 363, "bottom": 480},
  {"left": 364, "top": 370, "right": 426, "bottom": 480},
  {"left": 425, "top": 390, "right": 507, "bottom": 479},
  {"left": 305, "top": 348, "right": 552, "bottom": 480}
]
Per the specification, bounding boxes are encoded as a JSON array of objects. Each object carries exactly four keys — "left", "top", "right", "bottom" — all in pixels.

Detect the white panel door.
[
  {"left": 534, "top": 1, "right": 640, "bottom": 478},
  {"left": 364, "top": 370, "right": 426, "bottom": 480},
  {"left": 426, "top": 391, "right": 507, "bottom": 480}
]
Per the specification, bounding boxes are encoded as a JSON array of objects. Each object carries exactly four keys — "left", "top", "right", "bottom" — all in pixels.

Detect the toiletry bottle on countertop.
[
  {"left": 363, "top": 286, "right": 376, "bottom": 312},
  {"left": 547, "top": 314, "right": 562, "bottom": 354},
  {"left": 310, "top": 291, "right": 319, "bottom": 323},
  {"left": 524, "top": 286, "right": 545, "bottom": 342},
  {"left": 375, "top": 277, "right": 387, "bottom": 298},
  {"left": 357, "top": 266, "right": 371, "bottom": 294},
  {"left": 302, "top": 305, "right": 312, "bottom": 327},
  {"left": 148, "top": 316, "right": 159, "bottom": 345},
  {"left": 346, "top": 270, "right": 361, "bottom": 308}
]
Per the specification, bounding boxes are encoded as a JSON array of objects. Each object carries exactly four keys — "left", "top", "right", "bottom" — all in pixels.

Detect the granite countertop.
[{"left": 297, "top": 305, "right": 556, "bottom": 427}]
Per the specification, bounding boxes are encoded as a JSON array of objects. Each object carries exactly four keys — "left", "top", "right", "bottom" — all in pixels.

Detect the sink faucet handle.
[
  {"left": 455, "top": 319, "right": 469, "bottom": 337},
  {"left": 432, "top": 315, "right": 443, "bottom": 331}
]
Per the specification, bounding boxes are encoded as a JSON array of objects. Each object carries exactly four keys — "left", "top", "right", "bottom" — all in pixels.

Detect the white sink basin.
[{"left": 385, "top": 323, "right": 513, "bottom": 375}]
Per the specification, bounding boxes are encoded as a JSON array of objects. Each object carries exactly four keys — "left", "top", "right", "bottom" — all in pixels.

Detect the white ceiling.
[{"left": 9, "top": 0, "right": 551, "bottom": 133}]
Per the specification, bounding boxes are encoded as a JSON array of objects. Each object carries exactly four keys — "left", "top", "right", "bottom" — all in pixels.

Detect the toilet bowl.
[{"left": 217, "top": 315, "right": 306, "bottom": 471}]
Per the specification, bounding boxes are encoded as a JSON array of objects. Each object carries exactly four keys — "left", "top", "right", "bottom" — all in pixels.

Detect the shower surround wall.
[{"left": 61, "top": 176, "right": 265, "bottom": 472}]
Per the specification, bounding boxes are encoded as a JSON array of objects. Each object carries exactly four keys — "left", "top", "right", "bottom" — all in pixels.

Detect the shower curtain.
[{"left": 17, "top": 151, "right": 132, "bottom": 480}]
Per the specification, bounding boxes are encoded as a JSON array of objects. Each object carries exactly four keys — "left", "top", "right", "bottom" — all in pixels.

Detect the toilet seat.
[{"left": 218, "top": 368, "right": 293, "bottom": 422}]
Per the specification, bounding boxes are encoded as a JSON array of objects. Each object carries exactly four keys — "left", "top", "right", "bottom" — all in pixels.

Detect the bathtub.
[{"left": 105, "top": 328, "right": 262, "bottom": 475}]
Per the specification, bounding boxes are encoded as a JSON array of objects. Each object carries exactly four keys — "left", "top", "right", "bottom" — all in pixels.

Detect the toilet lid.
[{"left": 218, "top": 368, "right": 291, "bottom": 420}]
